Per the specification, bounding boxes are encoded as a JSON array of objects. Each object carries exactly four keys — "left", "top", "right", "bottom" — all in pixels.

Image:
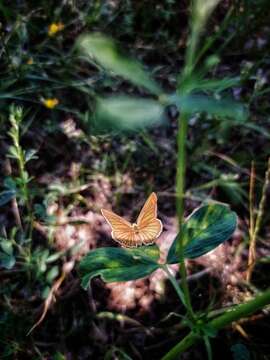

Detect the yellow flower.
[
  {"left": 48, "top": 22, "right": 64, "bottom": 37},
  {"left": 42, "top": 98, "right": 59, "bottom": 109},
  {"left": 27, "top": 58, "right": 34, "bottom": 65}
]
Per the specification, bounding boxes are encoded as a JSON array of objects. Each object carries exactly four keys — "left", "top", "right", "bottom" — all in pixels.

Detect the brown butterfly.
[{"left": 101, "top": 192, "right": 163, "bottom": 247}]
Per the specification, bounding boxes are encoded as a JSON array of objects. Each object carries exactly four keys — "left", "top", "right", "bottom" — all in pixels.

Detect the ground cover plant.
[{"left": 1, "top": 0, "right": 270, "bottom": 359}]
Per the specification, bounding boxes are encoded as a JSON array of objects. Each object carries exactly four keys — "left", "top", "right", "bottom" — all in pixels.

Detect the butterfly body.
[
  {"left": 101, "top": 192, "right": 163, "bottom": 247},
  {"left": 131, "top": 224, "right": 139, "bottom": 234}
]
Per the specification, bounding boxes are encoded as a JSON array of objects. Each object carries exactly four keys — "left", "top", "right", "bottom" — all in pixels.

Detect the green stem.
[
  {"left": 183, "top": 26, "right": 199, "bottom": 79},
  {"left": 18, "top": 138, "right": 34, "bottom": 241},
  {"left": 161, "top": 264, "right": 186, "bottom": 307},
  {"left": 203, "top": 336, "right": 213, "bottom": 360},
  {"left": 176, "top": 113, "right": 195, "bottom": 321},
  {"left": 176, "top": 113, "right": 188, "bottom": 221},
  {"left": 9, "top": 106, "right": 33, "bottom": 242},
  {"left": 162, "top": 288, "right": 270, "bottom": 360}
]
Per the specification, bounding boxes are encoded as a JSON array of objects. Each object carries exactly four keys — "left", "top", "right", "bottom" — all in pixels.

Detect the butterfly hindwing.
[
  {"left": 135, "top": 219, "right": 162, "bottom": 245},
  {"left": 101, "top": 209, "right": 139, "bottom": 247}
]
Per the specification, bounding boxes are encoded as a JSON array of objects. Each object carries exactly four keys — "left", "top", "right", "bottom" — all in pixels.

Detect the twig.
[
  {"left": 27, "top": 261, "right": 74, "bottom": 335},
  {"left": 4, "top": 159, "right": 23, "bottom": 231}
]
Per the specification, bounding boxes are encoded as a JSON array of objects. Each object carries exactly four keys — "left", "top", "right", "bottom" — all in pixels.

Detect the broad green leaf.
[
  {"left": 0, "top": 190, "right": 16, "bottom": 206},
  {"left": 79, "top": 245, "right": 160, "bottom": 288},
  {"left": 77, "top": 33, "right": 162, "bottom": 96},
  {"left": 167, "top": 204, "right": 237, "bottom": 264},
  {"left": 168, "top": 94, "right": 248, "bottom": 121},
  {"left": 92, "top": 96, "right": 164, "bottom": 132}
]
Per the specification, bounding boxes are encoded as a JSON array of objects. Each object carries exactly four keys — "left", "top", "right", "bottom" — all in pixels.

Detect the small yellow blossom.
[
  {"left": 48, "top": 22, "right": 64, "bottom": 37},
  {"left": 42, "top": 98, "right": 59, "bottom": 109},
  {"left": 27, "top": 58, "right": 34, "bottom": 65}
]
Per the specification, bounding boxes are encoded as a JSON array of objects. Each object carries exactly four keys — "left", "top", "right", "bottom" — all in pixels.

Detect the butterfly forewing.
[
  {"left": 136, "top": 192, "right": 158, "bottom": 228},
  {"left": 135, "top": 193, "right": 162, "bottom": 244}
]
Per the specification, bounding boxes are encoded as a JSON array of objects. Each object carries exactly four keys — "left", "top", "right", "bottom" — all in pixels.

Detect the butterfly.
[{"left": 101, "top": 192, "right": 163, "bottom": 247}]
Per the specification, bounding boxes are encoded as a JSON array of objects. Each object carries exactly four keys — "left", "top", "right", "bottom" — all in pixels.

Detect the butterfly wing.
[
  {"left": 136, "top": 192, "right": 163, "bottom": 245},
  {"left": 101, "top": 209, "right": 139, "bottom": 247}
]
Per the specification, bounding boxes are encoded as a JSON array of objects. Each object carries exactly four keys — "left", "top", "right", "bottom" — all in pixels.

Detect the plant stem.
[
  {"left": 9, "top": 105, "right": 34, "bottom": 241},
  {"left": 161, "top": 264, "right": 186, "bottom": 307},
  {"left": 248, "top": 161, "right": 255, "bottom": 240},
  {"left": 174, "top": 0, "right": 223, "bottom": 332},
  {"left": 176, "top": 113, "right": 188, "bottom": 222},
  {"left": 203, "top": 336, "right": 213, "bottom": 360},
  {"left": 162, "top": 288, "right": 270, "bottom": 360},
  {"left": 247, "top": 160, "right": 255, "bottom": 282},
  {"left": 176, "top": 112, "right": 195, "bottom": 321}
]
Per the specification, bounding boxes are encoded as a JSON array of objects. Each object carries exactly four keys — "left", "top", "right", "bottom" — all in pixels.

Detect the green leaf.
[
  {"left": 46, "top": 265, "right": 59, "bottom": 283},
  {"left": 77, "top": 33, "right": 162, "bottom": 95},
  {"left": 0, "top": 239, "right": 13, "bottom": 256},
  {"left": 25, "top": 149, "right": 38, "bottom": 163},
  {"left": 203, "top": 324, "right": 218, "bottom": 338},
  {"left": 167, "top": 204, "right": 237, "bottom": 264},
  {"left": 193, "top": 77, "right": 241, "bottom": 92},
  {"left": 8, "top": 145, "right": 19, "bottom": 159},
  {"left": 92, "top": 96, "right": 165, "bottom": 132},
  {"left": 79, "top": 245, "right": 160, "bottom": 288},
  {"left": 4, "top": 177, "right": 16, "bottom": 190},
  {"left": 0, "top": 190, "right": 16, "bottom": 206},
  {"left": 0, "top": 251, "right": 16, "bottom": 269},
  {"left": 179, "top": 72, "right": 240, "bottom": 94},
  {"left": 53, "top": 353, "right": 66, "bottom": 360},
  {"left": 169, "top": 94, "right": 248, "bottom": 121}
]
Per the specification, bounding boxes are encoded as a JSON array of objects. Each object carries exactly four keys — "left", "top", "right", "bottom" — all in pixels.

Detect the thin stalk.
[
  {"left": 248, "top": 161, "right": 255, "bottom": 239},
  {"left": 247, "top": 161, "right": 255, "bottom": 281},
  {"left": 174, "top": 0, "right": 223, "bottom": 331},
  {"left": 176, "top": 113, "right": 195, "bottom": 321},
  {"left": 184, "top": 28, "right": 199, "bottom": 78},
  {"left": 193, "top": 6, "right": 233, "bottom": 69},
  {"left": 247, "top": 157, "right": 270, "bottom": 282},
  {"left": 161, "top": 264, "right": 186, "bottom": 307},
  {"left": 9, "top": 106, "right": 34, "bottom": 241},
  {"left": 203, "top": 336, "right": 212, "bottom": 360},
  {"left": 182, "top": 0, "right": 221, "bottom": 80},
  {"left": 162, "top": 288, "right": 270, "bottom": 360},
  {"left": 4, "top": 159, "right": 23, "bottom": 231},
  {"left": 18, "top": 149, "right": 31, "bottom": 214},
  {"left": 176, "top": 114, "right": 188, "bottom": 221},
  {"left": 175, "top": 0, "right": 210, "bottom": 321},
  {"left": 17, "top": 136, "right": 34, "bottom": 242}
]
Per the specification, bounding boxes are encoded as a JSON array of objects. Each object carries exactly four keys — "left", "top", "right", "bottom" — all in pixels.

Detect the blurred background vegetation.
[{"left": 0, "top": 0, "right": 270, "bottom": 359}]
